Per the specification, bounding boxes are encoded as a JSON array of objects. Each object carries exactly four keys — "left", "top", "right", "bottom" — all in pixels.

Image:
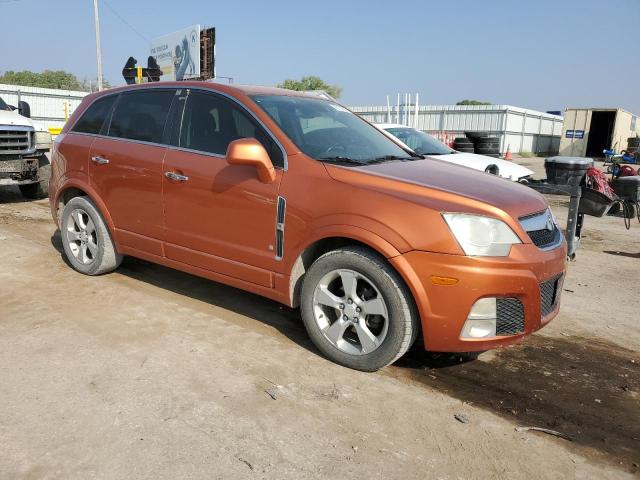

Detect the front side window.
[
  {"left": 72, "top": 95, "right": 117, "bottom": 135},
  {"left": 178, "top": 91, "right": 283, "bottom": 167},
  {"left": 0, "top": 96, "right": 10, "bottom": 111},
  {"left": 251, "top": 95, "right": 414, "bottom": 165},
  {"left": 108, "top": 90, "right": 174, "bottom": 143},
  {"left": 385, "top": 127, "right": 454, "bottom": 156}
]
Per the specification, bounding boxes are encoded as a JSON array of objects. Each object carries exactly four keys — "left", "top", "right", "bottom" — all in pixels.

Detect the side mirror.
[
  {"left": 18, "top": 101, "right": 31, "bottom": 118},
  {"left": 226, "top": 138, "right": 276, "bottom": 183}
]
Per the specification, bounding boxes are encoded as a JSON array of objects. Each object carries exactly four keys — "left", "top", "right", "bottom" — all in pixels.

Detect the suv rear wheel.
[
  {"left": 300, "top": 246, "right": 418, "bottom": 371},
  {"left": 60, "top": 196, "right": 123, "bottom": 275}
]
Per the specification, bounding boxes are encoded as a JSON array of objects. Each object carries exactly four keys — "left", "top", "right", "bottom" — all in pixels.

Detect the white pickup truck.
[{"left": 0, "top": 96, "right": 52, "bottom": 199}]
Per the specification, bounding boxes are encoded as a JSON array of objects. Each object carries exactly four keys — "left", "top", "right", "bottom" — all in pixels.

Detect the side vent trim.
[{"left": 275, "top": 196, "right": 286, "bottom": 260}]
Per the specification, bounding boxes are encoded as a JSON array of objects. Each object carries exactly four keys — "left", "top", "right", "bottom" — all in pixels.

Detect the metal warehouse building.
[
  {"left": 559, "top": 108, "right": 640, "bottom": 157},
  {"left": 350, "top": 104, "right": 563, "bottom": 155},
  {"left": 0, "top": 83, "right": 88, "bottom": 131}
]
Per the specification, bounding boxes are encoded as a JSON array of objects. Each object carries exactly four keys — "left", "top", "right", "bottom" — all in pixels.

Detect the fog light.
[{"left": 460, "top": 298, "right": 497, "bottom": 339}]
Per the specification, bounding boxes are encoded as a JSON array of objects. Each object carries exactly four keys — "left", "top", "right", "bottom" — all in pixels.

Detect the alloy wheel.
[
  {"left": 65, "top": 208, "right": 98, "bottom": 265},
  {"left": 312, "top": 269, "right": 389, "bottom": 355}
]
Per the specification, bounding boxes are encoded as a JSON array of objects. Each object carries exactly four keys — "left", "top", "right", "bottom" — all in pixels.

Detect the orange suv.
[{"left": 49, "top": 83, "right": 566, "bottom": 371}]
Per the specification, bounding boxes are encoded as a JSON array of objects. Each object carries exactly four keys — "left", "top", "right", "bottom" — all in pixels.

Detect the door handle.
[
  {"left": 91, "top": 155, "right": 109, "bottom": 165},
  {"left": 165, "top": 171, "right": 189, "bottom": 182}
]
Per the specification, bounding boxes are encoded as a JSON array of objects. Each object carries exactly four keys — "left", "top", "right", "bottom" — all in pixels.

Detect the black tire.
[
  {"left": 60, "top": 196, "right": 123, "bottom": 275},
  {"left": 476, "top": 148, "right": 500, "bottom": 156},
  {"left": 484, "top": 164, "right": 500, "bottom": 175},
  {"left": 464, "top": 131, "right": 489, "bottom": 140},
  {"left": 300, "top": 246, "right": 419, "bottom": 371},
  {"left": 454, "top": 138, "right": 475, "bottom": 153},
  {"left": 475, "top": 136, "right": 499, "bottom": 142},
  {"left": 19, "top": 157, "right": 50, "bottom": 199}
]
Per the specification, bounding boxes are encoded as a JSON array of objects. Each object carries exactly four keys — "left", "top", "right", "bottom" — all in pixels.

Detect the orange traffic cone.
[{"left": 504, "top": 144, "right": 513, "bottom": 161}]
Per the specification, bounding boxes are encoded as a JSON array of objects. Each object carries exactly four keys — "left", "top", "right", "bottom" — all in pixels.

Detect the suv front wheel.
[
  {"left": 60, "top": 196, "right": 123, "bottom": 275},
  {"left": 300, "top": 246, "right": 418, "bottom": 371}
]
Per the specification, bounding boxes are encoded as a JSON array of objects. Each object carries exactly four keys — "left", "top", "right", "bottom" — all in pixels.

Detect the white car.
[{"left": 375, "top": 123, "right": 533, "bottom": 182}]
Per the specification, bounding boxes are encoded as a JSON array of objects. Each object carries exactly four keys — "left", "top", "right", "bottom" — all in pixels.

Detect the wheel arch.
[
  {"left": 54, "top": 181, "right": 116, "bottom": 241},
  {"left": 287, "top": 228, "right": 404, "bottom": 308}
]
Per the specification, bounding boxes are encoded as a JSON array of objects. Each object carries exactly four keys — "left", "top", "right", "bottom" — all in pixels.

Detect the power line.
[{"left": 101, "top": 0, "right": 151, "bottom": 45}]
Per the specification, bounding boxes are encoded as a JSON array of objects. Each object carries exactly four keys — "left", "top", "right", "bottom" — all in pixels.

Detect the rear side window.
[
  {"left": 178, "top": 91, "right": 284, "bottom": 167},
  {"left": 72, "top": 95, "right": 116, "bottom": 135},
  {"left": 108, "top": 90, "right": 174, "bottom": 144}
]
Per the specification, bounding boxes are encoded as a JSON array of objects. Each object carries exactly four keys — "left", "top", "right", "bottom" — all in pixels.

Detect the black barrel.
[
  {"left": 545, "top": 157, "right": 593, "bottom": 186},
  {"left": 612, "top": 176, "right": 640, "bottom": 201}
]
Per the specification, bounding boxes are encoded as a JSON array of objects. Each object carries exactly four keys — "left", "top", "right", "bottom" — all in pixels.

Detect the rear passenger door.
[{"left": 89, "top": 89, "right": 175, "bottom": 256}]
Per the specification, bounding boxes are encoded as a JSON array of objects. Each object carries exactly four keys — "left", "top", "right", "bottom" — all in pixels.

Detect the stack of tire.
[
  {"left": 465, "top": 132, "right": 501, "bottom": 158},
  {"left": 453, "top": 136, "right": 474, "bottom": 153}
]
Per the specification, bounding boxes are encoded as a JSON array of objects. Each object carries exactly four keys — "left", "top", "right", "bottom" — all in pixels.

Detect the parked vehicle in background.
[
  {"left": 49, "top": 83, "right": 566, "bottom": 371},
  {"left": 0, "top": 96, "right": 52, "bottom": 198},
  {"left": 376, "top": 123, "right": 534, "bottom": 182}
]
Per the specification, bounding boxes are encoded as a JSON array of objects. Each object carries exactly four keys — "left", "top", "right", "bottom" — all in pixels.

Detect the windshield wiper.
[
  {"left": 371, "top": 155, "right": 416, "bottom": 163},
  {"left": 318, "top": 156, "right": 368, "bottom": 166}
]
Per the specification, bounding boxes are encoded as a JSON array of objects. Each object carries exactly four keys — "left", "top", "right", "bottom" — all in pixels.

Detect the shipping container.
[{"left": 559, "top": 108, "right": 640, "bottom": 157}]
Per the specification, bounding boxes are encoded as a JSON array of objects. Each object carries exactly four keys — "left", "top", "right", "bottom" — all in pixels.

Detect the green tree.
[
  {"left": 0, "top": 70, "right": 85, "bottom": 91},
  {"left": 80, "top": 76, "right": 112, "bottom": 92},
  {"left": 456, "top": 99, "right": 492, "bottom": 106},
  {"left": 277, "top": 76, "right": 343, "bottom": 99}
]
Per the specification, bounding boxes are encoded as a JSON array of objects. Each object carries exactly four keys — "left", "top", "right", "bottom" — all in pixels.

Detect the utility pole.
[{"left": 93, "top": 0, "right": 103, "bottom": 91}]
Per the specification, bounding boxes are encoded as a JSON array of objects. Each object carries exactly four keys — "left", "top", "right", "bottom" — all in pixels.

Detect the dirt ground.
[{"left": 0, "top": 157, "right": 638, "bottom": 479}]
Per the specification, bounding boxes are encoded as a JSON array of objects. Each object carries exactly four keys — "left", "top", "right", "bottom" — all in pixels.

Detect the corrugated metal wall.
[
  {"left": 0, "top": 84, "right": 88, "bottom": 130},
  {"left": 350, "top": 104, "right": 563, "bottom": 154}
]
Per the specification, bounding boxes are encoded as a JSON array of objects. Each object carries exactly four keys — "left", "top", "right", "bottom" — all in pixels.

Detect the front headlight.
[
  {"left": 442, "top": 213, "right": 521, "bottom": 257},
  {"left": 35, "top": 131, "right": 52, "bottom": 150}
]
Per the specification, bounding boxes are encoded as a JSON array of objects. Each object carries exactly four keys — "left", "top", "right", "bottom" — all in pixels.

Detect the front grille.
[
  {"left": 528, "top": 227, "right": 557, "bottom": 247},
  {"left": 0, "top": 128, "right": 33, "bottom": 154},
  {"left": 520, "top": 209, "right": 561, "bottom": 249},
  {"left": 496, "top": 298, "right": 525, "bottom": 336},
  {"left": 540, "top": 275, "right": 562, "bottom": 317}
]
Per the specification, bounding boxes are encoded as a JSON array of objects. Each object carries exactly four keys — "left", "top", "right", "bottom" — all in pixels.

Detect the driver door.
[{"left": 162, "top": 90, "right": 284, "bottom": 287}]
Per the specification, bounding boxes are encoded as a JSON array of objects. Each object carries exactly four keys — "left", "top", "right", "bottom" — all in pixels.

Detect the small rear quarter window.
[{"left": 72, "top": 95, "right": 117, "bottom": 135}]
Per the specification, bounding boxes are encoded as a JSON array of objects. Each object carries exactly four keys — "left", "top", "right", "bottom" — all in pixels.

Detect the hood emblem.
[{"left": 546, "top": 216, "right": 554, "bottom": 231}]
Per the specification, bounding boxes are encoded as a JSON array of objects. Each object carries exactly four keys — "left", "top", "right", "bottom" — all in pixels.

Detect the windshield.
[
  {"left": 385, "top": 127, "right": 454, "bottom": 155},
  {"left": 0, "top": 97, "right": 10, "bottom": 111},
  {"left": 250, "top": 95, "right": 414, "bottom": 164}
]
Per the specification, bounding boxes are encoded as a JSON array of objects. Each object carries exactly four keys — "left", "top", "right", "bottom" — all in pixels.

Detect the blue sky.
[{"left": 1, "top": 0, "right": 639, "bottom": 113}]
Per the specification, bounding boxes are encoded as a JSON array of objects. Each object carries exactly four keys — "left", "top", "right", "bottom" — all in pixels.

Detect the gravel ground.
[{"left": 0, "top": 157, "right": 638, "bottom": 479}]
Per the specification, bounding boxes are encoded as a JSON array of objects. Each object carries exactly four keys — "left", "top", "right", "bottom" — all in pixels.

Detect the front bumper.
[{"left": 391, "top": 241, "right": 567, "bottom": 352}]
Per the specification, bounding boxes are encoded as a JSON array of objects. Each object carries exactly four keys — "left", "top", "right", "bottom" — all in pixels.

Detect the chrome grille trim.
[{"left": 0, "top": 126, "right": 36, "bottom": 155}]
